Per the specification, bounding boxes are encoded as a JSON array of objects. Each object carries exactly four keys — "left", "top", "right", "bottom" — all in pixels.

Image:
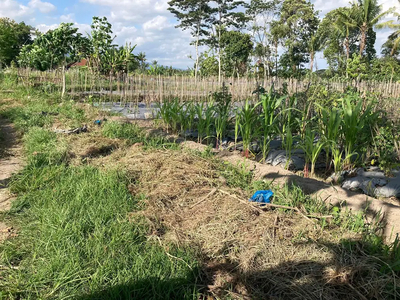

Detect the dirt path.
[{"left": 0, "top": 117, "right": 23, "bottom": 242}]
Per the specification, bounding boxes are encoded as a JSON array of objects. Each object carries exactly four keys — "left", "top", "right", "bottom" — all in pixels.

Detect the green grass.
[
  {"left": 0, "top": 163, "right": 199, "bottom": 299},
  {"left": 23, "top": 127, "right": 68, "bottom": 167},
  {"left": 0, "top": 94, "right": 87, "bottom": 133},
  {"left": 0, "top": 89, "right": 200, "bottom": 300},
  {"left": 102, "top": 121, "right": 179, "bottom": 150}
]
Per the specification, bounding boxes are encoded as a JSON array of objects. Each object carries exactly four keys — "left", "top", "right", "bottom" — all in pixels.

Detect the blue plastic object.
[
  {"left": 94, "top": 120, "right": 102, "bottom": 125},
  {"left": 249, "top": 190, "right": 274, "bottom": 204}
]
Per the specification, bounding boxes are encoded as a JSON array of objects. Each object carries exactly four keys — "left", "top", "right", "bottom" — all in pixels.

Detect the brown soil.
[{"left": 0, "top": 117, "right": 23, "bottom": 243}]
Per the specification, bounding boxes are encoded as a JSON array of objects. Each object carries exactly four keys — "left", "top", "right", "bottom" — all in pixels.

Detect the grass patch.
[
  {"left": 1, "top": 164, "right": 199, "bottom": 299},
  {"left": 102, "top": 121, "right": 179, "bottom": 150},
  {"left": 0, "top": 87, "right": 91, "bottom": 133},
  {"left": 23, "top": 127, "right": 68, "bottom": 167}
]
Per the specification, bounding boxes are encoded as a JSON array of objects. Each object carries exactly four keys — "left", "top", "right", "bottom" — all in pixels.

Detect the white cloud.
[
  {"left": 28, "top": 0, "right": 56, "bottom": 14},
  {"left": 36, "top": 23, "right": 58, "bottom": 32},
  {"left": 312, "top": 0, "right": 349, "bottom": 16},
  {"left": 60, "top": 14, "right": 74, "bottom": 23},
  {"left": 0, "top": 0, "right": 56, "bottom": 22},
  {"left": 0, "top": 0, "right": 33, "bottom": 20},
  {"left": 143, "top": 16, "right": 171, "bottom": 31},
  {"left": 81, "top": 0, "right": 170, "bottom": 23}
]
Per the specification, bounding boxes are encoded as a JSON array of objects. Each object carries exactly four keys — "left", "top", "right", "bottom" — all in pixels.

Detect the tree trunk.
[
  {"left": 218, "top": 27, "right": 221, "bottom": 84},
  {"left": 345, "top": 31, "right": 350, "bottom": 79},
  {"left": 359, "top": 24, "right": 367, "bottom": 56},
  {"left": 61, "top": 64, "right": 66, "bottom": 98},
  {"left": 264, "top": 58, "right": 268, "bottom": 79},
  {"left": 195, "top": 22, "right": 200, "bottom": 82},
  {"left": 309, "top": 52, "right": 314, "bottom": 74},
  {"left": 275, "top": 40, "right": 278, "bottom": 81}
]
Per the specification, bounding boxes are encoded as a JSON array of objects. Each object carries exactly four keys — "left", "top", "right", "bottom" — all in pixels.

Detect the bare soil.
[{"left": 0, "top": 117, "right": 23, "bottom": 242}]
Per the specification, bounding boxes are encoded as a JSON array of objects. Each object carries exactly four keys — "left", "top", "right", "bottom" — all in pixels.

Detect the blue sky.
[{"left": 1, "top": 0, "right": 399, "bottom": 69}]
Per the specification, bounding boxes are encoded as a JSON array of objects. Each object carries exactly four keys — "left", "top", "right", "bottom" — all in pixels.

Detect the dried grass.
[{"left": 66, "top": 139, "right": 399, "bottom": 299}]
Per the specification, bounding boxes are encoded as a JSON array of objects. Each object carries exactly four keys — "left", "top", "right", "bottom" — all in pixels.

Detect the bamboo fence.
[{"left": 14, "top": 68, "right": 400, "bottom": 103}]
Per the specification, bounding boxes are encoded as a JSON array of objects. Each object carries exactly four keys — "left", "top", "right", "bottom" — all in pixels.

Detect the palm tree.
[
  {"left": 335, "top": 7, "right": 357, "bottom": 62},
  {"left": 351, "top": 0, "right": 394, "bottom": 56},
  {"left": 308, "top": 34, "right": 324, "bottom": 74},
  {"left": 377, "top": 1, "right": 400, "bottom": 56}
]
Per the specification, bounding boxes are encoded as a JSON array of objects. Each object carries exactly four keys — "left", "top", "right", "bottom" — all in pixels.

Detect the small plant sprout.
[{"left": 300, "top": 128, "right": 325, "bottom": 177}]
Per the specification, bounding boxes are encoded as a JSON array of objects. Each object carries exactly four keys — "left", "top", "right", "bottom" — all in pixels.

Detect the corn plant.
[
  {"left": 195, "top": 101, "right": 214, "bottom": 144},
  {"left": 234, "top": 108, "right": 240, "bottom": 150},
  {"left": 331, "top": 144, "right": 357, "bottom": 175},
  {"left": 341, "top": 94, "right": 377, "bottom": 166},
  {"left": 185, "top": 102, "right": 196, "bottom": 132},
  {"left": 168, "top": 98, "right": 182, "bottom": 133},
  {"left": 316, "top": 105, "right": 342, "bottom": 168},
  {"left": 258, "top": 91, "right": 283, "bottom": 161},
  {"left": 238, "top": 100, "right": 259, "bottom": 158},
  {"left": 215, "top": 112, "right": 229, "bottom": 149},
  {"left": 299, "top": 128, "right": 325, "bottom": 177},
  {"left": 157, "top": 101, "right": 171, "bottom": 133}
]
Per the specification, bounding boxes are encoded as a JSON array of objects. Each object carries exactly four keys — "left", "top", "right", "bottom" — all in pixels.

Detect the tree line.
[
  {"left": 1, "top": 0, "right": 400, "bottom": 82},
  {"left": 168, "top": 0, "right": 400, "bottom": 81},
  {"left": 0, "top": 17, "right": 188, "bottom": 77}
]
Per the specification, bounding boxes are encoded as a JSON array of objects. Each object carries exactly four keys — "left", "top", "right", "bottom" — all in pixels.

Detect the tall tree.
[
  {"left": 246, "top": 0, "right": 280, "bottom": 78},
  {"left": 168, "top": 0, "right": 211, "bottom": 81},
  {"left": 0, "top": 18, "right": 33, "bottom": 68},
  {"left": 271, "top": 0, "right": 319, "bottom": 77},
  {"left": 220, "top": 31, "right": 253, "bottom": 77},
  {"left": 342, "top": 0, "right": 393, "bottom": 57},
  {"left": 307, "top": 33, "right": 324, "bottom": 74},
  {"left": 204, "top": 0, "right": 249, "bottom": 82},
  {"left": 319, "top": 7, "right": 358, "bottom": 75},
  {"left": 89, "top": 16, "right": 115, "bottom": 73},
  {"left": 19, "top": 23, "right": 84, "bottom": 97}
]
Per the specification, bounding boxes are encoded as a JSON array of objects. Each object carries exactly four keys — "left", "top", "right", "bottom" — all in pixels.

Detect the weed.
[
  {"left": 23, "top": 127, "right": 68, "bottom": 167},
  {"left": 102, "top": 121, "right": 142, "bottom": 142}
]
